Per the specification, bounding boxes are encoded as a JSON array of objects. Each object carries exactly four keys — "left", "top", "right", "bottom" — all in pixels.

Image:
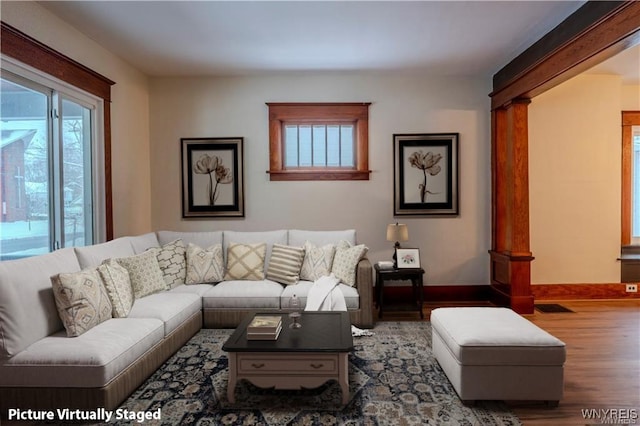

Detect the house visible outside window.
[
  {"left": 0, "top": 63, "right": 103, "bottom": 260},
  {"left": 267, "top": 103, "right": 370, "bottom": 181}
]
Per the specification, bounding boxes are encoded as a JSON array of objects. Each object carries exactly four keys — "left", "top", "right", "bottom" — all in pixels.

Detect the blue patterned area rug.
[{"left": 106, "top": 322, "right": 521, "bottom": 425}]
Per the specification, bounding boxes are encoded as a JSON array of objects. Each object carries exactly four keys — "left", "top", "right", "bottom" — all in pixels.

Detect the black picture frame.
[
  {"left": 393, "top": 133, "right": 459, "bottom": 216},
  {"left": 181, "top": 137, "right": 245, "bottom": 218}
]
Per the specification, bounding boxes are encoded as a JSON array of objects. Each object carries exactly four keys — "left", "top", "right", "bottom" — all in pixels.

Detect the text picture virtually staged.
[{"left": 0, "top": 1, "right": 638, "bottom": 425}]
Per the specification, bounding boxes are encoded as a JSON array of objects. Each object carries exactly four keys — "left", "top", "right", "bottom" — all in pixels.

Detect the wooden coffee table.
[{"left": 222, "top": 311, "right": 354, "bottom": 404}]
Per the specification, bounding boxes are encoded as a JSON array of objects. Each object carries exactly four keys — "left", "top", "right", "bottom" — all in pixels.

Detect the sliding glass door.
[{"left": 0, "top": 72, "right": 96, "bottom": 259}]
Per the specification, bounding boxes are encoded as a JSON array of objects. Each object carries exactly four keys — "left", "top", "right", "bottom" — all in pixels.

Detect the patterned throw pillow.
[
  {"left": 185, "top": 243, "right": 225, "bottom": 284},
  {"left": 154, "top": 239, "right": 187, "bottom": 288},
  {"left": 331, "top": 240, "right": 368, "bottom": 287},
  {"left": 98, "top": 259, "right": 134, "bottom": 318},
  {"left": 266, "top": 243, "right": 305, "bottom": 285},
  {"left": 224, "top": 242, "right": 267, "bottom": 280},
  {"left": 51, "top": 268, "right": 113, "bottom": 337},
  {"left": 116, "top": 250, "right": 167, "bottom": 298},
  {"left": 300, "top": 241, "right": 336, "bottom": 281}
]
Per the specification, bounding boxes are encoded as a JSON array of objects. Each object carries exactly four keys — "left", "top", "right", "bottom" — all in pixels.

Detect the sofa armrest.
[{"left": 354, "top": 258, "right": 374, "bottom": 327}]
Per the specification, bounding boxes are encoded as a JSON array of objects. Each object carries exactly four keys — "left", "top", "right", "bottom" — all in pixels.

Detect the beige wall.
[
  {"left": 529, "top": 74, "right": 623, "bottom": 284},
  {"left": 150, "top": 74, "right": 492, "bottom": 285},
  {"left": 621, "top": 84, "right": 640, "bottom": 110},
  {"left": 1, "top": 1, "right": 153, "bottom": 238},
  {"left": 3, "top": 3, "right": 494, "bottom": 285}
]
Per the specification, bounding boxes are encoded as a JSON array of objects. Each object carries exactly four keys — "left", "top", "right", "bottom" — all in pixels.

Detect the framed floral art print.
[
  {"left": 393, "top": 133, "right": 459, "bottom": 216},
  {"left": 396, "top": 248, "right": 421, "bottom": 269},
  {"left": 181, "top": 137, "right": 245, "bottom": 218}
]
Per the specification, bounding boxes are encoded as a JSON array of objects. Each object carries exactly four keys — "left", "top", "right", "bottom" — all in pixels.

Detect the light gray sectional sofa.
[{"left": 0, "top": 229, "right": 373, "bottom": 415}]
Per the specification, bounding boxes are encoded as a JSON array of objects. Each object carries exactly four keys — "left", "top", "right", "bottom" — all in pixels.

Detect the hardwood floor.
[{"left": 377, "top": 299, "right": 640, "bottom": 425}]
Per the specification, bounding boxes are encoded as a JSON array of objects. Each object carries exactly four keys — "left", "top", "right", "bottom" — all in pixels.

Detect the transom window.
[
  {"left": 267, "top": 103, "right": 370, "bottom": 181},
  {"left": 284, "top": 123, "right": 355, "bottom": 168}
]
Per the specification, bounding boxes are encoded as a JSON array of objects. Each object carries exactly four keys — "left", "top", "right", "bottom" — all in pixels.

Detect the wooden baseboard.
[
  {"left": 382, "top": 283, "right": 640, "bottom": 304},
  {"left": 532, "top": 283, "right": 640, "bottom": 300},
  {"left": 382, "top": 285, "right": 491, "bottom": 303}
]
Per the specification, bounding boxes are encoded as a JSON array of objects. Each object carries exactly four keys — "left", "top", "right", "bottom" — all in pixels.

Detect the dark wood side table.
[{"left": 374, "top": 264, "right": 425, "bottom": 319}]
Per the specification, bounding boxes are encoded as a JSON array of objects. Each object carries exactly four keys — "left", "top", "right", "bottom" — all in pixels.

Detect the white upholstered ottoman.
[{"left": 431, "top": 307, "right": 566, "bottom": 405}]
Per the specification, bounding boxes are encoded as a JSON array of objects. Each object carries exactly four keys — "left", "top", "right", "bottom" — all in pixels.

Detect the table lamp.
[{"left": 386, "top": 222, "right": 409, "bottom": 267}]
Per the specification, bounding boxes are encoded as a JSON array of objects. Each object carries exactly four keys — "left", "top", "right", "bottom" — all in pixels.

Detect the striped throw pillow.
[{"left": 266, "top": 243, "right": 305, "bottom": 285}]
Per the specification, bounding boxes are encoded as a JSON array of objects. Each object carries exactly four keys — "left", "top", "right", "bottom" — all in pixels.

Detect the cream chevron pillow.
[
  {"left": 300, "top": 241, "right": 336, "bottom": 281},
  {"left": 186, "top": 243, "right": 224, "bottom": 284},
  {"left": 224, "top": 242, "right": 266, "bottom": 280}
]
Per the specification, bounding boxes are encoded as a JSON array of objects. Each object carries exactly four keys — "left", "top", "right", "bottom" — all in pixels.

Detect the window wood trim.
[
  {"left": 622, "top": 111, "right": 640, "bottom": 245},
  {"left": 1, "top": 21, "right": 115, "bottom": 240},
  {"left": 267, "top": 102, "right": 371, "bottom": 181}
]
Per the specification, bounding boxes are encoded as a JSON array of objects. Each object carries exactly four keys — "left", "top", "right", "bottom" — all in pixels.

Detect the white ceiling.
[
  {"left": 585, "top": 44, "right": 640, "bottom": 85},
  {"left": 39, "top": 1, "right": 591, "bottom": 79}
]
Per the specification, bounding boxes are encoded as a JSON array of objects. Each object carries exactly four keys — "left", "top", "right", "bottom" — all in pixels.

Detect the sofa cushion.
[
  {"left": 331, "top": 240, "right": 369, "bottom": 286},
  {"left": 98, "top": 259, "right": 134, "bottom": 318},
  {"left": 288, "top": 229, "right": 356, "bottom": 247},
  {"left": 74, "top": 237, "right": 135, "bottom": 269},
  {"left": 300, "top": 241, "right": 336, "bottom": 281},
  {"left": 0, "top": 248, "right": 80, "bottom": 359},
  {"left": 51, "top": 268, "right": 113, "bottom": 337},
  {"left": 266, "top": 243, "right": 305, "bottom": 285},
  {"left": 430, "top": 307, "right": 566, "bottom": 365},
  {"left": 157, "top": 230, "right": 223, "bottom": 248},
  {"left": 223, "top": 230, "right": 287, "bottom": 273},
  {"left": 169, "top": 284, "right": 214, "bottom": 297},
  {"left": 280, "top": 281, "right": 359, "bottom": 310},
  {"left": 224, "top": 242, "right": 267, "bottom": 280},
  {"left": 116, "top": 251, "right": 167, "bottom": 298},
  {"left": 186, "top": 243, "right": 224, "bottom": 284},
  {"left": 0, "top": 318, "right": 164, "bottom": 388},
  {"left": 154, "top": 239, "right": 187, "bottom": 288},
  {"left": 128, "top": 292, "right": 201, "bottom": 336},
  {"left": 128, "top": 232, "right": 160, "bottom": 254},
  {"left": 202, "top": 280, "right": 283, "bottom": 309}
]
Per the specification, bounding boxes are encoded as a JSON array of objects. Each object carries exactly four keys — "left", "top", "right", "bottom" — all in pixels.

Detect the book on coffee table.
[
  {"left": 247, "top": 323, "right": 283, "bottom": 340},
  {"left": 247, "top": 314, "right": 282, "bottom": 331}
]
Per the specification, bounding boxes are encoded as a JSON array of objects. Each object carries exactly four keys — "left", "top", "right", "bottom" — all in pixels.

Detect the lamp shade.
[{"left": 386, "top": 223, "right": 409, "bottom": 242}]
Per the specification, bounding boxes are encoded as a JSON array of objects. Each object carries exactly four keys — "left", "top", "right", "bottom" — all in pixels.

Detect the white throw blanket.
[
  {"left": 304, "top": 274, "right": 374, "bottom": 337},
  {"left": 304, "top": 274, "right": 346, "bottom": 312}
]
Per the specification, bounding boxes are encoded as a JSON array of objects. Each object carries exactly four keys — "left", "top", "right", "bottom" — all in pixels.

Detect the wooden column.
[
  {"left": 488, "top": 1, "right": 639, "bottom": 312},
  {"left": 490, "top": 99, "right": 534, "bottom": 314}
]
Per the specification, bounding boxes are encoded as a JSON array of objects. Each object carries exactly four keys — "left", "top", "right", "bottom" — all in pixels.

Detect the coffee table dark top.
[{"left": 222, "top": 311, "right": 353, "bottom": 353}]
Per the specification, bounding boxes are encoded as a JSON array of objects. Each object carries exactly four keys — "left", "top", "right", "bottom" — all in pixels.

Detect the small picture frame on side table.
[{"left": 395, "top": 248, "right": 421, "bottom": 269}]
